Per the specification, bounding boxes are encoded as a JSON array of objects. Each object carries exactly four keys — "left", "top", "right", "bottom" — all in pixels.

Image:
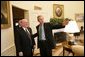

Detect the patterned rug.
[{"left": 33, "top": 44, "right": 63, "bottom": 56}]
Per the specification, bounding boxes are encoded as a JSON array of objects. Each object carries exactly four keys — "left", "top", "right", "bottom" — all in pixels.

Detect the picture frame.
[
  {"left": 1, "top": 1, "right": 11, "bottom": 29},
  {"left": 53, "top": 4, "right": 64, "bottom": 19},
  {"left": 75, "top": 13, "right": 84, "bottom": 22}
]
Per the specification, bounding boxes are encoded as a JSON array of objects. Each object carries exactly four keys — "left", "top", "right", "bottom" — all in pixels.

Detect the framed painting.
[
  {"left": 1, "top": 1, "right": 11, "bottom": 29},
  {"left": 75, "top": 13, "right": 84, "bottom": 22},
  {"left": 53, "top": 4, "right": 64, "bottom": 19}
]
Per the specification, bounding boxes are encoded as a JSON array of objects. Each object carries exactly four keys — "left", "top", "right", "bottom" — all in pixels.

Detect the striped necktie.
[
  {"left": 25, "top": 29, "right": 31, "bottom": 40},
  {"left": 25, "top": 28, "right": 32, "bottom": 45}
]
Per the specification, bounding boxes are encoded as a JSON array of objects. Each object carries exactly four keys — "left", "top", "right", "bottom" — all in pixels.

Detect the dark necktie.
[
  {"left": 25, "top": 29, "right": 32, "bottom": 45},
  {"left": 25, "top": 29, "right": 30, "bottom": 35}
]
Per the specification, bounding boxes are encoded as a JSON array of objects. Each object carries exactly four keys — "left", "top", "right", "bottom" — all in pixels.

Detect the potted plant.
[{"left": 50, "top": 18, "right": 63, "bottom": 25}]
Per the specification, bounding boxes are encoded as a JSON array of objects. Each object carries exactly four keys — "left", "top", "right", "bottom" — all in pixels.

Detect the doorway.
[
  {"left": 12, "top": 6, "right": 24, "bottom": 28},
  {"left": 12, "top": 6, "right": 29, "bottom": 37},
  {"left": 12, "top": 6, "right": 29, "bottom": 29}
]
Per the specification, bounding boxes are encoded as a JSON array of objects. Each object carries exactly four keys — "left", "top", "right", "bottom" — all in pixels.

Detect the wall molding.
[{"left": 1, "top": 44, "right": 16, "bottom": 56}]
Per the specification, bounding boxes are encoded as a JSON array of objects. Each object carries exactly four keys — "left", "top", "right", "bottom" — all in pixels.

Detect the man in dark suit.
[
  {"left": 34, "top": 15, "right": 69, "bottom": 56},
  {"left": 14, "top": 19, "right": 35, "bottom": 56}
]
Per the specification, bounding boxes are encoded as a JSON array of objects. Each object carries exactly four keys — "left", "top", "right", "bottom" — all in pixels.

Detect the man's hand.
[
  {"left": 34, "top": 45, "right": 36, "bottom": 48},
  {"left": 19, "top": 52, "right": 23, "bottom": 56},
  {"left": 62, "top": 18, "right": 70, "bottom": 26}
]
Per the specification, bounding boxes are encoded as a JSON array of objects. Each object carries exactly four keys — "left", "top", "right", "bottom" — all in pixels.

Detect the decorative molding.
[
  {"left": 1, "top": 44, "right": 16, "bottom": 56},
  {"left": 34, "top": 6, "right": 42, "bottom": 10}
]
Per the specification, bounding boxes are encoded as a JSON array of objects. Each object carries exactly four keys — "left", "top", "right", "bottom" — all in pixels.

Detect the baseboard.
[{"left": 1, "top": 44, "right": 16, "bottom": 56}]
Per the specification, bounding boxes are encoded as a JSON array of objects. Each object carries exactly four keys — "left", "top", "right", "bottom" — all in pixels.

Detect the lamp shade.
[{"left": 64, "top": 21, "right": 80, "bottom": 33}]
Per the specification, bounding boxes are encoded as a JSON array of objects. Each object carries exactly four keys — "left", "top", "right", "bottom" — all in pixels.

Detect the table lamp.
[
  {"left": 63, "top": 21, "right": 84, "bottom": 56},
  {"left": 64, "top": 20, "right": 80, "bottom": 41}
]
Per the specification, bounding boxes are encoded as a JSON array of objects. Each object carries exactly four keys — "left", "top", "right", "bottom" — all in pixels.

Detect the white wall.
[
  {"left": 1, "top": 1, "right": 84, "bottom": 56},
  {"left": 11, "top": 1, "right": 84, "bottom": 33}
]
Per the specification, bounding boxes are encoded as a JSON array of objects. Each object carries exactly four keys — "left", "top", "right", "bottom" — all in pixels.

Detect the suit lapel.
[
  {"left": 37, "top": 25, "right": 39, "bottom": 32},
  {"left": 44, "top": 23, "right": 46, "bottom": 33},
  {"left": 27, "top": 27, "right": 32, "bottom": 35},
  {"left": 20, "top": 27, "right": 26, "bottom": 34}
]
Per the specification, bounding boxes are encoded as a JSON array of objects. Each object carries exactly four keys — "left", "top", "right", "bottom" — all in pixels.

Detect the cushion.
[{"left": 71, "top": 45, "right": 84, "bottom": 56}]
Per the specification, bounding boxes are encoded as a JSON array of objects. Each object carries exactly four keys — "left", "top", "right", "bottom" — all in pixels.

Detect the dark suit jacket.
[
  {"left": 14, "top": 26, "right": 35, "bottom": 52},
  {"left": 34, "top": 22, "right": 65, "bottom": 49}
]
